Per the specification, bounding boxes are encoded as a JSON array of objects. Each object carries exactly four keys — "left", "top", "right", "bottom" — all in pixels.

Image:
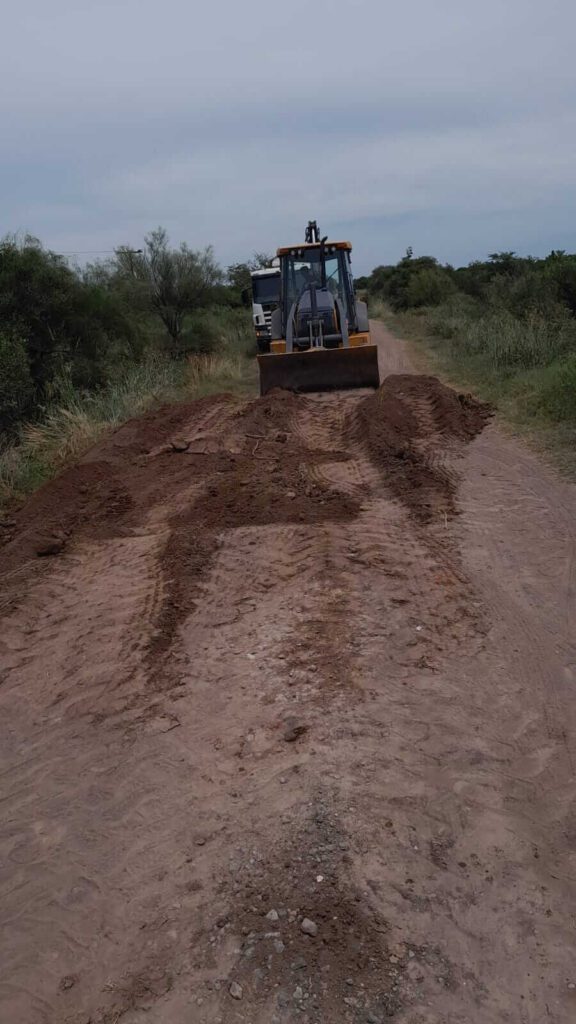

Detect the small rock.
[
  {"left": 59, "top": 975, "right": 76, "bottom": 991},
  {"left": 293, "top": 985, "right": 304, "bottom": 1000},
  {"left": 170, "top": 438, "right": 190, "bottom": 452},
  {"left": 389, "top": 955, "right": 399, "bottom": 964},
  {"left": 274, "top": 940, "right": 286, "bottom": 953},
  {"left": 36, "top": 536, "right": 65, "bottom": 557},
  {"left": 229, "top": 981, "right": 243, "bottom": 1000},
  {"left": 276, "top": 431, "right": 288, "bottom": 443},
  {"left": 285, "top": 490, "right": 297, "bottom": 499},
  {"left": 568, "top": 982, "right": 576, "bottom": 991},
  {"left": 266, "top": 909, "right": 280, "bottom": 922},
  {"left": 345, "top": 977, "right": 354, "bottom": 986},
  {"left": 283, "top": 717, "right": 308, "bottom": 743},
  {"left": 196, "top": 837, "right": 206, "bottom": 846},
  {"left": 300, "top": 917, "right": 318, "bottom": 937},
  {"left": 291, "top": 957, "right": 307, "bottom": 971}
]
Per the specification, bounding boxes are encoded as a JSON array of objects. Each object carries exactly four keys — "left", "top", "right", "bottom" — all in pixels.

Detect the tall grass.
[{"left": 0, "top": 321, "right": 257, "bottom": 509}]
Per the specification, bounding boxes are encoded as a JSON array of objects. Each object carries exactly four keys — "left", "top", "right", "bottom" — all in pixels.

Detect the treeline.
[
  {"left": 0, "top": 229, "right": 266, "bottom": 434},
  {"left": 357, "top": 248, "right": 576, "bottom": 317},
  {"left": 359, "top": 249, "right": 576, "bottom": 429}
]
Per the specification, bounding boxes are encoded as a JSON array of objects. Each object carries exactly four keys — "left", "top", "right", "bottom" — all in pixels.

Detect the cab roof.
[
  {"left": 250, "top": 267, "right": 281, "bottom": 277},
  {"left": 276, "top": 241, "right": 352, "bottom": 256}
]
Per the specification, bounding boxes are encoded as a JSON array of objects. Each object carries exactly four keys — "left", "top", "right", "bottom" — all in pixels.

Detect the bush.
[
  {"left": 426, "top": 294, "right": 481, "bottom": 339},
  {"left": 369, "top": 254, "right": 455, "bottom": 311},
  {"left": 0, "top": 235, "right": 135, "bottom": 407},
  {"left": 519, "top": 354, "right": 576, "bottom": 422},
  {"left": 0, "top": 332, "right": 34, "bottom": 431},
  {"left": 405, "top": 267, "right": 455, "bottom": 309},
  {"left": 179, "top": 307, "right": 254, "bottom": 357}
]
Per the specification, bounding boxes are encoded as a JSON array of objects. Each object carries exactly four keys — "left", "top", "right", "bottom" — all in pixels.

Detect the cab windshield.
[
  {"left": 252, "top": 274, "right": 280, "bottom": 305},
  {"left": 283, "top": 249, "right": 349, "bottom": 310}
]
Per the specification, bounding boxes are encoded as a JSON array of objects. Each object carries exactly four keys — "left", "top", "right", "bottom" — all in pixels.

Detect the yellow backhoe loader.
[{"left": 257, "top": 221, "right": 380, "bottom": 395}]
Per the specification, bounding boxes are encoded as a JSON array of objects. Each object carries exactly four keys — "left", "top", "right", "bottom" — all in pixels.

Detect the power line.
[{"left": 57, "top": 249, "right": 143, "bottom": 256}]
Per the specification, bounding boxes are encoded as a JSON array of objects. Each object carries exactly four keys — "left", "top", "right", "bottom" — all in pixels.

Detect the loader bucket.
[{"left": 258, "top": 345, "right": 380, "bottom": 396}]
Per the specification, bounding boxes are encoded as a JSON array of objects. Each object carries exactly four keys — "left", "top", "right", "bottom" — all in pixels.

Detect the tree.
[
  {"left": 115, "top": 228, "right": 223, "bottom": 348},
  {"left": 227, "top": 252, "right": 273, "bottom": 297},
  {"left": 0, "top": 331, "right": 33, "bottom": 432},
  {"left": 488, "top": 252, "right": 522, "bottom": 276},
  {"left": 0, "top": 234, "right": 134, "bottom": 404}
]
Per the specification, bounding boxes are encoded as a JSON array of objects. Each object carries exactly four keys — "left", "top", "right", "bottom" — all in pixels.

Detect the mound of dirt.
[
  {"left": 0, "top": 395, "right": 237, "bottom": 577},
  {"left": 352, "top": 375, "right": 492, "bottom": 522},
  {"left": 232, "top": 387, "right": 308, "bottom": 440}
]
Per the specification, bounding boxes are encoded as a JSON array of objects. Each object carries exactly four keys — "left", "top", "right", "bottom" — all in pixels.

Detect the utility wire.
[{"left": 57, "top": 249, "right": 143, "bottom": 256}]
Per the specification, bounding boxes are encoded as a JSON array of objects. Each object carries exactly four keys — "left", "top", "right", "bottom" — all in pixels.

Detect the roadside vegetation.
[
  {"left": 358, "top": 249, "right": 576, "bottom": 469},
  {"left": 0, "top": 230, "right": 261, "bottom": 508}
]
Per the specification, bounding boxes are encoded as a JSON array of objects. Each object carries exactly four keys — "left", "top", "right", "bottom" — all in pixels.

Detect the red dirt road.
[{"left": 1, "top": 322, "right": 576, "bottom": 1023}]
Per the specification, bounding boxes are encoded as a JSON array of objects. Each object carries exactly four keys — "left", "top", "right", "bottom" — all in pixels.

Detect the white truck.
[{"left": 250, "top": 266, "right": 281, "bottom": 352}]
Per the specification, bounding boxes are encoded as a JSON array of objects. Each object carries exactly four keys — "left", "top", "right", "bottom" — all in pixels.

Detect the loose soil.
[{"left": 1, "top": 322, "right": 575, "bottom": 1024}]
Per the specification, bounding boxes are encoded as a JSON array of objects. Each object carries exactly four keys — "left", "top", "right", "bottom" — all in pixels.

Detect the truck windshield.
[{"left": 252, "top": 275, "right": 280, "bottom": 304}]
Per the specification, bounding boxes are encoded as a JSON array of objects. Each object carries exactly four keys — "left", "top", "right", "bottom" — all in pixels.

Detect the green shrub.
[
  {"left": 426, "top": 294, "right": 480, "bottom": 339},
  {"left": 0, "top": 332, "right": 34, "bottom": 430},
  {"left": 519, "top": 354, "right": 576, "bottom": 422},
  {"left": 405, "top": 267, "right": 455, "bottom": 308}
]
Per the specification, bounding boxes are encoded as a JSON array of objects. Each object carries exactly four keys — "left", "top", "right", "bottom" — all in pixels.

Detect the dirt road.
[{"left": 1, "top": 322, "right": 575, "bottom": 1024}]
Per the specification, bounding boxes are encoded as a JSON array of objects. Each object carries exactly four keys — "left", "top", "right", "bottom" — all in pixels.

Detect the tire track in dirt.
[
  {"left": 2, "top": 324, "right": 576, "bottom": 1023},
  {"left": 155, "top": 374, "right": 495, "bottom": 1024}
]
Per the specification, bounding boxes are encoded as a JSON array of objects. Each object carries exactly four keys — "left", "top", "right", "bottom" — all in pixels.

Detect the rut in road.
[{"left": 1, "top": 323, "right": 576, "bottom": 1024}]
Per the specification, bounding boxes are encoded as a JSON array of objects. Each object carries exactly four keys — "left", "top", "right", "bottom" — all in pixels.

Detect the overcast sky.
[{"left": 2, "top": 0, "right": 576, "bottom": 273}]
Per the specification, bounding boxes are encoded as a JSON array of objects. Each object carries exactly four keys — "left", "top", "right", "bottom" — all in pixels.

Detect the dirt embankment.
[
  {"left": 1, "top": 334, "right": 576, "bottom": 1024},
  {"left": 352, "top": 374, "right": 492, "bottom": 522}
]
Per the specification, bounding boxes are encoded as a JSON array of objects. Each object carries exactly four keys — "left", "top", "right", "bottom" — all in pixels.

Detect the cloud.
[{"left": 2, "top": 0, "right": 576, "bottom": 271}]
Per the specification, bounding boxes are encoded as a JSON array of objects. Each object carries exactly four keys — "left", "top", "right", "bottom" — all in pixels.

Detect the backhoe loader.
[{"left": 257, "top": 222, "right": 380, "bottom": 395}]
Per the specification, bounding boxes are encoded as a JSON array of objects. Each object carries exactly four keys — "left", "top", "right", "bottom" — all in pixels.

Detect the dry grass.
[{"left": 185, "top": 352, "right": 252, "bottom": 393}]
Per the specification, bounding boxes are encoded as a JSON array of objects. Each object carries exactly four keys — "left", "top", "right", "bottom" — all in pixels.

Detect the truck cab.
[{"left": 250, "top": 267, "right": 281, "bottom": 352}]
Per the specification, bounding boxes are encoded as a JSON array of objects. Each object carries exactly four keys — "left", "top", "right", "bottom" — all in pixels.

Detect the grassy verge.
[
  {"left": 0, "top": 314, "right": 257, "bottom": 511},
  {"left": 374, "top": 299, "right": 576, "bottom": 476}
]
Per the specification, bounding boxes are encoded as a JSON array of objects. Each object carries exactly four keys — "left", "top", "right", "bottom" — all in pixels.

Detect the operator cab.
[
  {"left": 274, "top": 240, "right": 363, "bottom": 351},
  {"left": 280, "top": 243, "right": 357, "bottom": 331}
]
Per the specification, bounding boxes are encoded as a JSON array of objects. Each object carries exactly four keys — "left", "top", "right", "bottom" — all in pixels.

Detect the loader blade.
[{"left": 258, "top": 345, "right": 380, "bottom": 396}]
